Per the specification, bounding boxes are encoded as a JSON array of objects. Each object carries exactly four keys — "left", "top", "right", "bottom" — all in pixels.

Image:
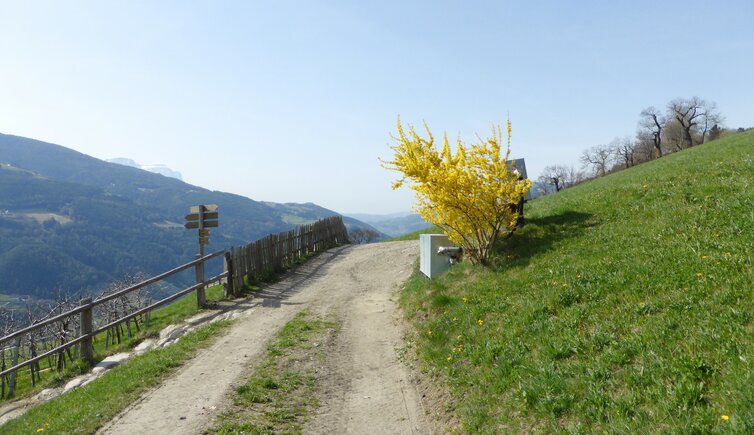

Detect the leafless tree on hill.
[
  {"left": 96, "top": 273, "right": 150, "bottom": 348},
  {"left": 668, "top": 96, "right": 707, "bottom": 149},
  {"left": 612, "top": 137, "right": 636, "bottom": 169},
  {"left": 580, "top": 144, "right": 614, "bottom": 177},
  {"left": 41, "top": 290, "right": 80, "bottom": 371},
  {"left": 699, "top": 101, "right": 725, "bottom": 144},
  {"left": 633, "top": 131, "right": 656, "bottom": 163},
  {"left": 663, "top": 118, "right": 688, "bottom": 152},
  {"left": 0, "top": 308, "right": 18, "bottom": 398},
  {"left": 638, "top": 106, "right": 665, "bottom": 158},
  {"left": 537, "top": 165, "right": 582, "bottom": 193}
]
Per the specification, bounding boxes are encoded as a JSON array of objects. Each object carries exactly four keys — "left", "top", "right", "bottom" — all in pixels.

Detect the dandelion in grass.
[
  {"left": 462, "top": 297, "right": 468, "bottom": 304},
  {"left": 478, "top": 319, "right": 484, "bottom": 327},
  {"left": 36, "top": 429, "right": 44, "bottom": 433},
  {"left": 447, "top": 355, "right": 453, "bottom": 362},
  {"left": 696, "top": 273, "right": 703, "bottom": 278},
  {"left": 452, "top": 317, "right": 458, "bottom": 321},
  {"left": 721, "top": 415, "right": 730, "bottom": 422},
  {"left": 427, "top": 330, "right": 432, "bottom": 336},
  {"left": 701, "top": 255, "right": 708, "bottom": 259}
]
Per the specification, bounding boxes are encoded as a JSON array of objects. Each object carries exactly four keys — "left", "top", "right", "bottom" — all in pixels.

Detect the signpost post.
[{"left": 185, "top": 204, "right": 219, "bottom": 308}]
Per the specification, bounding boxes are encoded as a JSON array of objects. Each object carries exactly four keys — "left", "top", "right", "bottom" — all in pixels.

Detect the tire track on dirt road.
[{"left": 99, "top": 241, "right": 432, "bottom": 434}]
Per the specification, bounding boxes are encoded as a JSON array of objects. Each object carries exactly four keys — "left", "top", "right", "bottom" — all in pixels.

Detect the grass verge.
[
  {"left": 401, "top": 131, "right": 754, "bottom": 432},
  {"left": 210, "top": 310, "right": 337, "bottom": 434},
  {"left": 2, "top": 319, "right": 233, "bottom": 433}
]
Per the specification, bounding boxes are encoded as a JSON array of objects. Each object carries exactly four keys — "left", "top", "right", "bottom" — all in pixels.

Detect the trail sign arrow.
[
  {"left": 186, "top": 212, "right": 218, "bottom": 221},
  {"left": 184, "top": 220, "right": 218, "bottom": 229},
  {"left": 190, "top": 204, "right": 218, "bottom": 213}
]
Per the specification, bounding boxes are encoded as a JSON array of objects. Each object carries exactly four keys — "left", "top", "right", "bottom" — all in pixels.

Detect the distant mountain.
[
  {"left": 346, "top": 212, "right": 432, "bottom": 237},
  {"left": 0, "top": 133, "right": 374, "bottom": 299},
  {"left": 107, "top": 157, "right": 184, "bottom": 180}
]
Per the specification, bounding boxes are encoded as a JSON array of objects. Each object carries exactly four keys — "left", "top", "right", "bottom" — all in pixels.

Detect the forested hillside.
[{"left": 0, "top": 133, "right": 377, "bottom": 299}]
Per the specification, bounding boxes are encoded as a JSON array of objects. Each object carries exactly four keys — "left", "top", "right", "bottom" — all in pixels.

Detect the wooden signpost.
[{"left": 185, "top": 204, "right": 219, "bottom": 307}]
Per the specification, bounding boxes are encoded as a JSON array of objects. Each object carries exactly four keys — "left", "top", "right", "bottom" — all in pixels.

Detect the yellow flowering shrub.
[{"left": 383, "top": 117, "right": 532, "bottom": 264}]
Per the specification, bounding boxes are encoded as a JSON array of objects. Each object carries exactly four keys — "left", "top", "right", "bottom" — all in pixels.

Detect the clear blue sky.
[{"left": 2, "top": 1, "right": 752, "bottom": 214}]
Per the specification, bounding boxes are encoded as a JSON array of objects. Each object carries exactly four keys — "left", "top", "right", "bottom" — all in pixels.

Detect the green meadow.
[{"left": 400, "top": 131, "right": 754, "bottom": 432}]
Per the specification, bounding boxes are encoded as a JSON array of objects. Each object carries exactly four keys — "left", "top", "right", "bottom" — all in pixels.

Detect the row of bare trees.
[
  {"left": 537, "top": 97, "right": 729, "bottom": 195},
  {"left": 0, "top": 293, "right": 82, "bottom": 398},
  {"left": 637, "top": 96, "right": 724, "bottom": 158},
  {"left": 0, "top": 275, "right": 151, "bottom": 398}
]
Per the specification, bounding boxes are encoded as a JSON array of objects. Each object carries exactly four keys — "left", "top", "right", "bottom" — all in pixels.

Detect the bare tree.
[
  {"left": 612, "top": 137, "right": 636, "bottom": 169},
  {"left": 534, "top": 180, "right": 555, "bottom": 196},
  {"left": 667, "top": 97, "right": 707, "bottom": 149},
  {"left": 699, "top": 101, "right": 725, "bottom": 144},
  {"left": 638, "top": 107, "right": 665, "bottom": 158},
  {"left": 95, "top": 274, "right": 149, "bottom": 348},
  {"left": 537, "top": 165, "right": 582, "bottom": 193},
  {"left": 0, "top": 308, "right": 18, "bottom": 398},
  {"left": 663, "top": 117, "right": 691, "bottom": 152},
  {"left": 580, "top": 144, "right": 613, "bottom": 177},
  {"left": 538, "top": 165, "right": 566, "bottom": 192},
  {"left": 633, "top": 132, "right": 656, "bottom": 164}
]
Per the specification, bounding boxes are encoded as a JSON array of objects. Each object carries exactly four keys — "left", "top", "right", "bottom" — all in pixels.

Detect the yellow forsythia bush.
[{"left": 383, "top": 117, "right": 532, "bottom": 264}]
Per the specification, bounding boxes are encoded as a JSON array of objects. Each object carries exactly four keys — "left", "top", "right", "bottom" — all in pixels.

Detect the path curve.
[{"left": 99, "top": 241, "right": 429, "bottom": 434}]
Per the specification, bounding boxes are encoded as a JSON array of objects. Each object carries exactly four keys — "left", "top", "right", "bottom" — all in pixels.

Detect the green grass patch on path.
[
  {"left": 2, "top": 319, "right": 233, "bottom": 434},
  {"left": 210, "top": 310, "right": 337, "bottom": 434},
  {"left": 401, "top": 131, "right": 754, "bottom": 432}
]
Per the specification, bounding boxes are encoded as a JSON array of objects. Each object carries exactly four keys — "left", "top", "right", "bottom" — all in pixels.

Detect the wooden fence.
[
  {"left": 0, "top": 251, "right": 227, "bottom": 396},
  {"left": 0, "top": 216, "right": 349, "bottom": 395},
  {"left": 225, "top": 216, "right": 349, "bottom": 294}
]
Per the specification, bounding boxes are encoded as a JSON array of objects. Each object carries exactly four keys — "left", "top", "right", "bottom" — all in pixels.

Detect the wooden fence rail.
[
  {"left": 0, "top": 250, "right": 227, "bottom": 393},
  {"left": 0, "top": 215, "right": 349, "bottom": 394}
]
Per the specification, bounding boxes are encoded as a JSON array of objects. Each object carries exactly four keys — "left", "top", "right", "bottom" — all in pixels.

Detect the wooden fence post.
[
  {"left": 8, "top": 336, "right": 20, "bottom": 396},
  {"left": 79, "top": 297, "right": 94, "bottom": 364},
  {"left": 196, "top": 254, "right": 206, "bottom": 308},
  {"left": 224, "top": 251, "right": 234, "bottom": 297}
]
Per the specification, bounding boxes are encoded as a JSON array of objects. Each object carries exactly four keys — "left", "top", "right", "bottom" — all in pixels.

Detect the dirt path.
[{"left": 99, "top": 241, "right": 432, "bottom": 434}]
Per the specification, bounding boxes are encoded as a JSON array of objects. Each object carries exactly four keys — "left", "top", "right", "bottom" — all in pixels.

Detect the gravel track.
[{"left": 99, "top": 241, "right": 431, "bottom": 434}]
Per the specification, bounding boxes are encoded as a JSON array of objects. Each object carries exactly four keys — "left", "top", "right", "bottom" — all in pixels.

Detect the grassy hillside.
[{"left": 400, "top": 131, "right": 754, "bottom": 432}]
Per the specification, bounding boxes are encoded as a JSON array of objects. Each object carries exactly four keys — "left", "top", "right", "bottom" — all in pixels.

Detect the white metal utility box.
[{"left": 420, "top": 234, "right": 454, "bottom": 279}]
